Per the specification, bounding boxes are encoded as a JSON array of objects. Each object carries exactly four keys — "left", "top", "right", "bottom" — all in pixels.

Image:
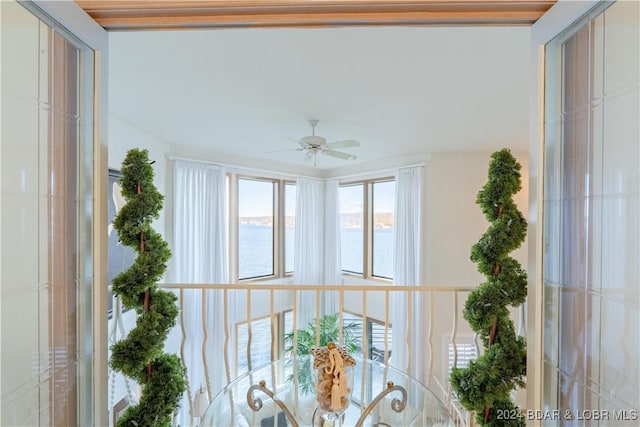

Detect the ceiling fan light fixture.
[{"left": 300, "top": 135, "right": 326, "bottom": 147}]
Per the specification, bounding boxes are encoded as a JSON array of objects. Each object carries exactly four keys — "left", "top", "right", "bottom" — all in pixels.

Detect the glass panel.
[
  {"left": 1, "top": 2, "right": 94, "bottom": 424},
  {"left": 285, "top": 183, "right": 296, "bottom": 273},
  {"left": 1, "top": 6, "right": 41, "bottom": 421},
  {"left": 238, "top": 179, "right": 274, "bottom": 279},
  {"left": 372, "top": 180, "right": 394, "bottom": 279},
  {"left": 543, "top": 1, "right": 640, "bottom": 416},
  {"left": 339, "top": 184, "right": 363, "bottom": 274}
]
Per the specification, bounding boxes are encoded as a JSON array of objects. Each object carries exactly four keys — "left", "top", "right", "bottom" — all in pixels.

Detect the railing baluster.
[
  {"left": 361, "top": 290, "right": 368, "bottom": 359},
  {"left": 246, "top": 289, "right": 253, "bottom": 373},
  {"left": 451, "top": 292, "right": 458, "bottom": 370},
  {"left": 202, "top": 288, "right": 212, "bottom": 400},
  {"left": 270, "top": 289, "right": 276, "bottom": 362},
  {"left": 270, "top": 289, "right": 277, "bottom": 396},
  {"left": 473, "top": 332, "right": 480, "bottom": 359},
  {"left": 292, "top": 289, "right": 299, "bottom": 411},
  {"left": 382, "top": 289, "right": 391, "bottom": 420},
  {"left": 518, "top": 303, "right": 525, "bottom": 337},
  {"left": 223, "top": 289, "right": 231, "bottom": 384},
  {"left": 428, "top": 290, "right": 434, "bottom": 375},
  {"left": 315, "top": 289, "right": 321, "bottom": 347},
  {"left": 406, "top": 290, "right": 413, "bottom": 374},
  {"left": 179, "top": 289, "right": 194, "bottom": 425},
  {"left": 338, "top": 289, "right": 344, "bottom": 345},
  {"left": 360, "top": 290, "right": 367, "bottom": 414},
  {"left": 224, "top": 289, "right": 235, "bottom": 426},
  {"left": 292, "top": 289, "right": 298, "bottom": 358}
]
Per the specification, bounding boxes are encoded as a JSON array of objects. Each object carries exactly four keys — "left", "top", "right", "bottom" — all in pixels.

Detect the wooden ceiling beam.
[{"left": 75, "top": 1, "right": 557, "bottom": 30}]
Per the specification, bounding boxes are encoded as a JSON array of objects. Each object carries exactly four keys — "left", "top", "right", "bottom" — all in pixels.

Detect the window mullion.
[
  {"left": 364, "top": 181, "right": 373, "bottom": 278},
  {"left": 273, "top": 180, "right": 280, "bottom": 277},
  {"left": 278, "top": 180, "right": 285, "bottom": 278}
]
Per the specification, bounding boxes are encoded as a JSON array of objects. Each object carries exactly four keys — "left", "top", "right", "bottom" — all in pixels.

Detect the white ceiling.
[{"left": 109, "top": 25, "right": 531, "bottom": 173}]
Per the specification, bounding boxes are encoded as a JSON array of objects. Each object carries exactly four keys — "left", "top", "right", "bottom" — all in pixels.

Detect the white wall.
[{"left": 426, "top": 151, "right": 529, "bottom": 286}]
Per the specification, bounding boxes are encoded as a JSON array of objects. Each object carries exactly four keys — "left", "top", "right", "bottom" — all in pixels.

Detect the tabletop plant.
[
  {"left": 109, "top": 149, "right": 186, "bottom": 426},
  {"left": 284, "top": 313, "right": 359, "bottom": 394},
  {"left": 450, "top": 149, "right": 528, "bottom": 426}
]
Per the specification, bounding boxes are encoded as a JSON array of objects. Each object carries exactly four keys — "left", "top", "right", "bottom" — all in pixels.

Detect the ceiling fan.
[{"left": 295, "top": 120, "right": 360, "bottom": 165}]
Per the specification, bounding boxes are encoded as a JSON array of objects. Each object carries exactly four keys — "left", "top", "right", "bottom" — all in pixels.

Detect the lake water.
[{"left": 239, "top": 224, "right": 393, "bottom": 279}]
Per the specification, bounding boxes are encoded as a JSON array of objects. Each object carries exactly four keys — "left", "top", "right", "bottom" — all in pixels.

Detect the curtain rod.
[{"left": 166, "top": 154, "right": 424, "bottom": 181}]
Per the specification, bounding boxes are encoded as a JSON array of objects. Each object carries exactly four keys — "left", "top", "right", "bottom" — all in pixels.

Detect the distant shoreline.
[{"left": 239, "top": 212, "right": 393, "bottom": 229}]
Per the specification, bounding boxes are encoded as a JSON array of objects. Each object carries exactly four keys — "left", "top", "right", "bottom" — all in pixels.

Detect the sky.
[
  {"left": 239, "top": 178, "right": 395, "bottom": 217},
  {"left": 239, "top": 179, "right": 274, "bottom": 217},
  {"left": 339, "top": 181, "right": 395, "bottom": 214}
]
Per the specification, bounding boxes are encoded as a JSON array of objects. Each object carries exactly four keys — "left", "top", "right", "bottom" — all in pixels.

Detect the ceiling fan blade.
[
  {"left": 323, "top": 149, "right": 356, "bottom": 161},
  {"left": 265, "top": 148, "right": 303, "bottom": 154},
  {"left": 326, "top": 139, "right": 360, "bottom": 149}
]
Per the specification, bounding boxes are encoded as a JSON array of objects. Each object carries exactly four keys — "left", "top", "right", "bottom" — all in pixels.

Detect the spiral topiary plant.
[
  {"left": 110, "top": 149, "right": 186, "bottom": 426},
  {"left": 450, "top": 149, "right": 528, "bottom": 426}
]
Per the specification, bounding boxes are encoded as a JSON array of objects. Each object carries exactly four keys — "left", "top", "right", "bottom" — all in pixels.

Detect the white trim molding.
[{"left": 527, "top": 0, "right": 601, "bottom": 415}]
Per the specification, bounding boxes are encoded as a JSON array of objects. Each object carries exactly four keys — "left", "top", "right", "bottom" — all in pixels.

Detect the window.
[
  {"left": 372, "top": 180, "right": 395, "bottom": 279},
  {"left": 342, "top": 313, "right": 392, "bottom": 405},
  {"left": 238, "top": 178, "right": 275, "bottom": 279},
  {"left": 285, "top": 183, "right": 296, "bottom": 273},
  {"left": 339, "top": 184, "right": 364, "bottom": 274},
  {"left": 339, "top": 179, "right": 395, "bottom": 279},
  {"left": 343, "top": 313, "right": 392, "bottom": 363},
  {"left": 236, "top": 317, "right": 273, "bottom": 376},
  {"left": 447, "top": 339, "right": 478, "bottom": 374},
  {"left": 235, "top": 177, "right": 294, "bottom": 281}
]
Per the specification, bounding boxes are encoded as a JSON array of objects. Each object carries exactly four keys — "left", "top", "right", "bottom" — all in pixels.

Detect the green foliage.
[
  {"left": 284, "top": 313, "right": 359, "bottom": 354},
  {"left": 283, "top": 314, "right": 359, "bottom": 394},
  {"left": 449, "top": 149, "right": 527, "bottom": 426},
  {"left": 109, "top": 149, "right": 186, "bottom": 427}
]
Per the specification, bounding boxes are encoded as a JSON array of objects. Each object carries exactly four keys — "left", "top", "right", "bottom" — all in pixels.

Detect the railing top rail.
[{"left": 160, "top": 283, "right": 475, "bottom": 292}]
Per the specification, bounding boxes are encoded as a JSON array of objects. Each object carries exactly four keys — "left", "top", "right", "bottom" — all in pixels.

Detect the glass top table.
[{"left": 202, "top": 356, "right": 454, "bottom": 426}]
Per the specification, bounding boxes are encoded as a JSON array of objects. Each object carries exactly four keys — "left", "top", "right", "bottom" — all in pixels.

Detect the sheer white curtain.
[
  {"left": 171, "top": 160, "right": 229, "bottom": 425},
  {"left": 391, "top": 166, "right": 426, "bottom": 381},
  {"left": 323, "top": 179, "right": 341, "bottom": 315},
  {"left": 294, "top": 178, "right": 341, "bottom": 326}
]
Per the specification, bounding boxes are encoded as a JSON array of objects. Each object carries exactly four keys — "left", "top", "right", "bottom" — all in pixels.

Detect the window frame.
[
  {"left": 283, "top": 180, "right": 296, "bottom": 276},
  {"left": 234, "top": 175, "right": 296, "bottom": 282},
  {"left": 236, "top": 175, "right": 279, "bottom": 281},
  {"left": 371, "top": 179, "right": 396, "bottom": 280},
  {"left": 339, "top": 177, "right": 395, "bottom": 281},
  {"left": 338, "top": 182, "right": 366, "bottom": 276}
]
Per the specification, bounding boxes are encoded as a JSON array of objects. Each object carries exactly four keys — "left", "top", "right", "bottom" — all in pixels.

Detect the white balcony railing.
[{"left": 108, "top": 283, "right": 525, "bottom": 426}]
